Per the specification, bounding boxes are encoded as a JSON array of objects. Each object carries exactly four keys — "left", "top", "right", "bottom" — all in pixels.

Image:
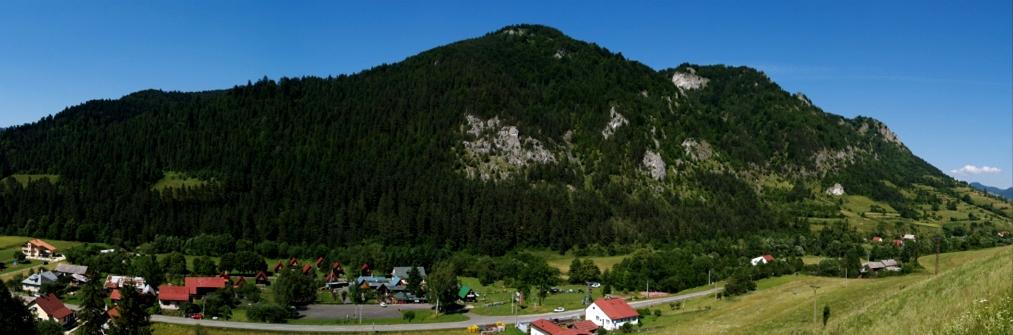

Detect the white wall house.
[
  {"left": 22, "top": 271, "right": 58, "bottom": 295},
  {"left": 585, "top": 297, "right": 639, "bottom": 331},
  {"left": 750, "top": 254, "right": 774, "bottom": 266}
]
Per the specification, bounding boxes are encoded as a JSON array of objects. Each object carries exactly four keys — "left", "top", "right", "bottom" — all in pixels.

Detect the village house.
[
  {"left": 391, "top": 266, "right": 427, "bottom": 285},
  {"left": 458, "top": 285, "right": 478, "bottom": 302},
  {"left": 861, "top": 259, "right": 902, "bottom": 274},
  {"left": 585, "top": 297, "right": 639, "bottom": 331},
  {"left": 892, "top": 239, "right": 904, "bottom": 247},
  {"left": 185, "top": 276, "right": 228, "bottom": 298},
  {"left": 902, "top": 234, "right": 916, "bottom": 241},
  {"left": 22, "top": 271, "right": 59, "bottom": 295},
  {"left": 255, "top": 271, "right": 270, "bottom": 285},
  {"left": 22, "top": 239, "right": 61, "bottom": 260},
  {"left": 29, "top": 293, "right": 76, "bottom": 328},
  {"left": 750, "top": 254, "right": 774, "bottom": 266},
  {"left": 529, "top": 319, "right": 599, "bottom": 335},
  {"left": 104, "top": 275, "right": 153, "bottom": 292},
  {"left": 157, "top": 284, "right": 190, "bottom": 310},
  {"left": 871, "top": 236, "right": 883, "bottom": 243},
  {"left": 53, "top": 263, "right": 89, "bottom": 284}
]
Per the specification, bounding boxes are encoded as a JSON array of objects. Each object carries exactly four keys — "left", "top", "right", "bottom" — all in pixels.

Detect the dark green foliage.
[
  {"left": 77, "top": 276, "right": 108, "bottom": 335},
  {"left": 108, "top": 284, "right": 152, "bottom": 335},
  {"left": 568, "top": 258, "right": 601, "bottom": 284},
  {"left": 0, "top": 282, "right": 36, "bottom": 334},
  {"left": 822, "top": 304, "right": 831, "bottom": 327},
  {"left": 426, "top": 261, "right": 458, "bottom": 311},
  {"left": 36, "top": 320, "right": 64, "bottom": 335},
  {"left": 272, "top": 268, "right": 317, "bottom": 306},
  {"left": 160, "top": 252, "right": 189, "bottom": 276},
  {"left": 403, "top": 310, "right": 416, "bottom": 323},
  {"left": 220, "top": 251, "right": 266, "bottom": 275},
  {"left": 247, "top": 303, "right": 291, "bottom": 323},
  {"left": 0, "top": 25, "right": 964, "bottom": 255},
  {"left": 723, "top": 269, "right": 757, "bottom": 296},
  {"left": 130, "top": 254, "right": 164, "bottom": 288},
  {"left": 202, "top": 288, "right": 237, "bottom": 319},
  {"left": 192, "top": 256, "right": 218, "bottom": 275},
  {"left": 406, "top": 266, "right": 423, "bottom": 296}
]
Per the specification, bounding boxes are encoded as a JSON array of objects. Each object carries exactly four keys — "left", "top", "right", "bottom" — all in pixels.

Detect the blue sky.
[{"left": 1, "top": 1, "right": 1011, "bottom": 187}]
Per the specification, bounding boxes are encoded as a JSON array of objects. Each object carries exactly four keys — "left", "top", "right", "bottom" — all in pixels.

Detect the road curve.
[{"left": 147, "top": 287, "right": 722, "bottom": 332}]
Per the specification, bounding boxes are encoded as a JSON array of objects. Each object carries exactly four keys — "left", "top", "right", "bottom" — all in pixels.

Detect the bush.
[
  {"left": 724, "top": 269, "right": 756, "bottom": 296},
  {"left": 247, "top": 303, "right": 290, "bottom": 323}
]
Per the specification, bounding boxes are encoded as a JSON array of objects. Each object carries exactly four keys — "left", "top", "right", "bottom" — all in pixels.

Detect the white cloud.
[{"left": 950, "top": 165, "right": 1002, "bottom": 175}]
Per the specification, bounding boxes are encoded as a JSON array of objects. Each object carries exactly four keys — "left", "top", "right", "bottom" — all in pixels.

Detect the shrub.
[{"left": 247, "top": 303, "right": 290, "bottom": 323}]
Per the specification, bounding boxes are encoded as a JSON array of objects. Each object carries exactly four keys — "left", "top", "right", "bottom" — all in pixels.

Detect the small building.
[
  {"left": 391, "top": 266, "right": 427, "bottom": 285},
  {"left": 231, "top": 276, "right": 247, "bottom": 288},
  {"left": 22, "top": 271, "right": 59, "bottom": 295},
  {"left": 22, "top": 239, "right": 60, "bottom": 260},
  {"left": 750, "top": 254, "right": 774, "bottom": 266},
  {"left": 287, "top": 257, "right": 300, "bottom": 267},
  {"left": 902, "top": 234, "right": 916, "bottom": 241},
  {"left": 30, "top": 293, "right": 76, "bottom": 327},
  {"left": 273, "top": 261, "right": 285, "bottom": 273},
  {"left": 892, "top": 239, "right": 904, "bottom": 247},
  {"left": 157, "top": 285, "right": 190, "bottom": 310},
  {"left": 255, "top": 271, "right": 270, "bottom": 285},
  {"left": 586, "top": 297, "right": 639, "bottom": 331},
  {"left": 54, "top": 263, "right": 89, "bottom": 284},
  {"left": 330, "top": 261, "right": 345, "bottom": 275},
  {"left": 359, "top": 263, "right": 372, "bottom": 276},
  {"left": 185, "top": 276, "right": 228, "bottom": 297},
  {"left": 301, "top": 264, "right": 314, "bottom": 275},
  {"left": 104, "top": 275, "right": 154, "bottom": 295},
  {"left": 862, "top": 259, "right": 901, "bottom": 274},
  {"left": 871, "top": 236, "right": 883, "bottom": 243},
  {"left": 324, "top": 270, "right": 347, "bottom": 288},
  {"left": 110, "top": 289, "right": 123, "bottom": 303},
  {"left": 458, "top": 285, "right": 478, "bottom": 302},
  {"left": 392, "top": 291, "right": 427, "bottom": 304},
  {"left": 997, "top": 231, "right": 1009, "bottom": 237},
  {"left": 529, "top": 319, "right": 598, "bottom": 335},
  {"left": 315, "top": 256, "right": 325, "bottom": 268}
]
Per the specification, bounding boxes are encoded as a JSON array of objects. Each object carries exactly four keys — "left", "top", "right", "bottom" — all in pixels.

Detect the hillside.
[
  {"left": 970, "top": 182, "right": 1013, "bottom": 200},
  {"left": 0, "top": 24, "right": 1006, "bottom": 253}
]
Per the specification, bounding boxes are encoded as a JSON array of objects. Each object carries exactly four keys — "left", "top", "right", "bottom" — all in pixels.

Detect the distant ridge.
[{"left": 969, "top": 182, "right": 1013, "bottom": 200}]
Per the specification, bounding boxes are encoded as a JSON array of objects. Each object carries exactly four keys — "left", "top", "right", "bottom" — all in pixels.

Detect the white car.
[
  {"left": 380, "top": 302, "right": 388, "bottom": 308},
  {"left": 553, "top": 306, "right": 566, "bottom": 312},
  {"left": 590, "top": 282, "right": 601, "bottom": 288}
]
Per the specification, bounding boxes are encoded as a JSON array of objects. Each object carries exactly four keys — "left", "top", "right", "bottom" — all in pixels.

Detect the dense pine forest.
[{"left": 0, "top": 25, "right": 976, "bottom": 255}]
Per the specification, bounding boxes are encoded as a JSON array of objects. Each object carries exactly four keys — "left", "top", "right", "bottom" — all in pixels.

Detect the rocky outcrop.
[
  {"left": 461, "top": 114, "right": 556, "bottom": 181},
  {"left": 601, "top": 106, "right": 628, "bottom": 139},
  {"left": 672, "top": 68, "right": 710, "bottom": 91},
  {"left": 642, "top": 150, "right": 667, "bottom": 180},
  {"left": 681, "top": 138, "right": 714, "bottom": 161}
]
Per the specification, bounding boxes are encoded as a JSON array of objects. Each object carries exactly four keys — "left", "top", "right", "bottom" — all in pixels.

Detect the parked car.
[
  {"left": 589, "top": 282, "right": 601, "bottom": 288},
  {"left": 190, "top": 313, "right": 204, "bottom": 320},
  {"left": 553, "top": 306, "right": 566, "bottom": 312},
  {"left": 380, "top": 302, "right": 387, "bottom": 308}
]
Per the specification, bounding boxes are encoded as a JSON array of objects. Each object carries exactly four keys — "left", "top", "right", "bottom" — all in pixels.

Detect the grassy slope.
[
  {"left": 152, "top": 171, "right": 209, "bottom": 191},
  {"left": 640, "top": 246, "right": 1011, "bottom": 334}
]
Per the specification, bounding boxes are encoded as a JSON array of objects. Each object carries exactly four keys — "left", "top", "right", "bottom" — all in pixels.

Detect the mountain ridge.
[{"left": 0, "top": 24, "right": 1000, "bottom": 254}]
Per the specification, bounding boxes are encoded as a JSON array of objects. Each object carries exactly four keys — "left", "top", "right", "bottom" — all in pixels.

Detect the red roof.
[
  {"left": 573, "top": 320, "right": 599, "bottom": 332},
  {"left": 274, "top": 262, "right": 285, "bottom": 272},
  {"left": 315, "top": 256, "right": 325, "bottom": 267},
  {"left": 302, "top": 264, "right": 313, "bottom": 274},
  {"left": 232, "top": 276, "right": 246, "bottom": 288},
  {"left": 872, "top": 236, "right": 883, "bottom": 242},
  {"left": 35, "top": 294, "right": 74, "bottom": 320},
  {"left": 331, "top": 261, "right": 343, "bottom": 271},
  {"left": 530, "top": 319, "right": 595, "bottom": 335},
  {"left": 106, "top": 307, "right": 120, "bottom": 318},
  {"left": 110, "top": 289, "right": 122, "bottom": 300},
  {"left": 256, "top": 271, "right": 269, "bottom": 280},
  {"left": 593, "top": 297, "right": 639, "bottom": 320},
  {"left": 360, "top": 263, "right": 370, "bottom": 270},
  {"left": 762, "top": 254, "right": 774, "bottom": 262},
  {"left": 185, "top": 276, "right": 228, "bottom": 295},
  {"left": 892, "top": 239, "right": 904, "bottom": 247},
  {"left": 28, "top": 239, "right": 58, "bottom": 251},
  {"left": 288, "top": 257, "right": 300, "bottom": 266},
  {"left": 158, "top": 285, "right": 189, "bottom": 302}
]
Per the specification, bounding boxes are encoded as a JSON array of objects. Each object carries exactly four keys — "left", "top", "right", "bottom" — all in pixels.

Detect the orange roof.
[
  {"left": 185, "top": 276, "right": 227, "bottom": 295},
  {"left": 158, "top": 285, "right": 189, "bottom": 302},
  {"left": 28, "top": 239, "right": 57, "bottom": 251},
  {"left": 106, "top": 307, "right": 120, "bottom": 318},
  {"left": 530, "top": 319, "right": 595, "bottom": 335},
  {"left": 35, "top": 294, "right": 73, "bottom": 320},
  {"left": 302, "top": 264, "right": 313, "bottom": 274},
  {"left": 593, "top": 297, "right": 639, "bottom": 320},
  {"left": 110, "top": 289, "right": 122, "bottom": 300},
  {"left": 573, "top": 320, "right": 599, "bottom": 332}
]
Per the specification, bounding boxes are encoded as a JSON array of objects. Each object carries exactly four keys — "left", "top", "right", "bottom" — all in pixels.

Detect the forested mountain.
[
  {"left": 970, "top": 182, "right": 1013, "bottom": 200},
  {"left": 0, "top": 25, "right": 980, "bottom": 254}
]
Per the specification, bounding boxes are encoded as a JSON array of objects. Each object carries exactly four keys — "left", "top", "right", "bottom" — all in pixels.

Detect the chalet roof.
[
  {"left": 391, "top": 266, "right": 427, "bottom": 279},
  {"left": 881, "top": 259, "right": 899, "bottom": 267},
  {"left": 185, "top": 276, "right": 228, "bottom": 295},
  {"left": 592, "top": 297, "right": 639, "bottom": 320},
  {"left": 302, "top": 264, "right": 313, "bottom": 274},
  {"left": 54, "top": 263, "right": 88, "bottom": 275},
  {"left": 34, "top": 293, "right": 73, "bottom": 320},
  {"left": 458, "top": 285, "right": 475, "bottom": 299},
  {"left": 22, "top": 271, "right": 58, "bottom": 286},
  {"left": 110, "top": 289, "right": 122, "bottom": 300},
  {"left": 158, "top": 285, "right": 190, "bottom": 302},
  {"left": 27, "top": 239, "right": 57, "bottom": 251}
]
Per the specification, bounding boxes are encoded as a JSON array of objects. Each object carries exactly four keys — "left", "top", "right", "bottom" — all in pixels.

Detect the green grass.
[
  {"left": 153, "top": 323, "right": 473, "bottom": 335},
  {"left": 152, "top": 171, "right": 209, "bottom": 191},
  {"left": 0, "top": 235, "right": 93, "bottom": 279},
  {"left": 462, "top": 277, "right": 607, "bottom": 316},
  {"left": 544, "top": 254, "right": 627, "bottom": 278},
  {"left": 634, "top": 246, "right": 1012, "bottom": 334},
  {"left": 0, "top": 174, "right": 60, "bottom": 187}
]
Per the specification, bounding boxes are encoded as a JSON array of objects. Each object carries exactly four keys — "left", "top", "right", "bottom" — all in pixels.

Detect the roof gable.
[
  {"left": 27, "top": 239, "right": 58, "bottom": 251},
  {"left": 35, "top": 293, "right": 73, "bottom": 320},
  {"left": 592, "top": 297, "right": 639, "bottom": 320}
]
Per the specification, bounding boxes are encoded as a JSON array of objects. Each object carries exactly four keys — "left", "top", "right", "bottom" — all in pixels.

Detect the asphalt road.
[
  {"left": 145, "top": 287, "right": 723, "bottom": 332},
  {"left": 300, "top": 303, "right": 434, "bottom": 320}
]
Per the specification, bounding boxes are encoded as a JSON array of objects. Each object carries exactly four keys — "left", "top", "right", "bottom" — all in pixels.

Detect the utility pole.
[
  {"left": 646, "top": 280, "right": 650, "bottom": 299},
  {"left": 708, "top": 269, "right": 712, "bottom": 287}
]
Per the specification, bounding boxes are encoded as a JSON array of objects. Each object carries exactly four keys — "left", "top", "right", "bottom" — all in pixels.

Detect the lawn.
[
  {"left": 152, "top": 323, "right": 483, "bottom": 335},
  {"left": 462, "top": 277, "right": 608, "bottom": 316},
  {"left": 0, "top": 174, "right": 60, "bottom": 187},
  {"left": 0, "top": 235, "right": 93, "bottom": 280},
  {"left": 634, "top": 246, "right": 1012, "bottom": 334},
  {"left": 152, "top": 171, "right": 209, "bottom": 191}
]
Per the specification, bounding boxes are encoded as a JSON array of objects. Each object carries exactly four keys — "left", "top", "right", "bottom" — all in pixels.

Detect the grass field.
[
  {"left": 461, "top": 277, "right": 607, "bottom": 316},
  {"left": 0, "top": 235, "right": 92, "bottom": 280},
  {"left": 152, "top": 171, "right": 209, "bottom": 191},
  {"left": 634, "top": 246, "right": 1012, "bottom": 334},
  {"left": 0, "top": 174, "right": 60, "bottom": 187}
]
